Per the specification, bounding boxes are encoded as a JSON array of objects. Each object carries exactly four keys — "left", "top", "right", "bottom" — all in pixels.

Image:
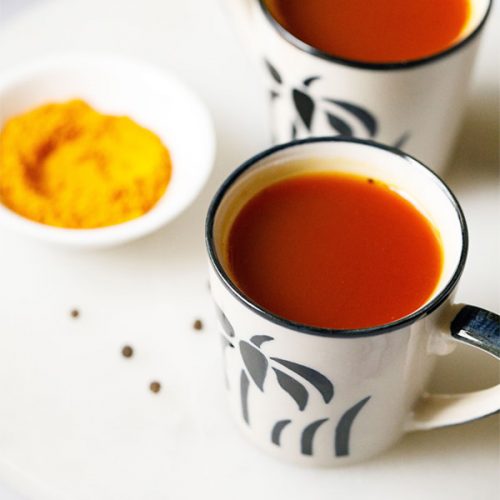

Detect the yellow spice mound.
[{"left": 0, "top": 99, "right": 172, "bottom": 229}]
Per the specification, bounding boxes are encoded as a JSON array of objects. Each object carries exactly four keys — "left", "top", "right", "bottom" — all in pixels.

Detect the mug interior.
[
  {"left": 258, "top": 0, "right": 492, "bottom": 68},
  {"left": 461, "top": 0, "right": 492, "bottom": 40},
  {"left": 207, "top": 138, "right": 467, "bottom": 335}
]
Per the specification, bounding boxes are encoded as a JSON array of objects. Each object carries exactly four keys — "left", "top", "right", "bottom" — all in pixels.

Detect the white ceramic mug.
[
  {"left": 223, "top": 0, "right": 492, "bottom": 173},
  {"left": 206, "top": 137, "right": 499, "bottom": 466}
]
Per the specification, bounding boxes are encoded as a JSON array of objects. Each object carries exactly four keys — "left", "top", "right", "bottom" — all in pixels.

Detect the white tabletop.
[{"left": 0, "top": 1, "right": 498, "bottom": 499}]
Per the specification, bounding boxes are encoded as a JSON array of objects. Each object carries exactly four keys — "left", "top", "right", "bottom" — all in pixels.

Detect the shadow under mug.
[
  {"left": 205, "top": 137, "right": 499, "bottom": 466},
  {"left": 224, "top": 0, "right": 493, "bottom": 173}
]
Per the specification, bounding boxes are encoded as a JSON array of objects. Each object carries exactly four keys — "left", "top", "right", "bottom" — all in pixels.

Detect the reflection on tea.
[
  {"left": 226, "top": 172, "right": 443, "bottom": 329},
  {"left": 265, "top": 0, "right": 470, "bottom": 63}
]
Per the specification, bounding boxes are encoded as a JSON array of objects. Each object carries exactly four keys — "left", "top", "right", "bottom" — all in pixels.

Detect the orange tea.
[
  {"left": 226, "top": 172, "right": 443, "bottom": 329},
  {"left": 265, "top": 0, "right": 470, "bottom": 63}
]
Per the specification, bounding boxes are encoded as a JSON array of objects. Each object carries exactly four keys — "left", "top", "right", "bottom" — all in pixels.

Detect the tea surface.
[
  {"left": 226, "top": 173, "right": 443, "bottom": 329},
  {"left": 265, "top": 0, "right": 470, "bottom": 63}
]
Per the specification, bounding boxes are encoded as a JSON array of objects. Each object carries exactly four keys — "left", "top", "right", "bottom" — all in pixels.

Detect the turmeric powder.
[{"left": 0, "top": 99, "right": 172, "bottom": 229}]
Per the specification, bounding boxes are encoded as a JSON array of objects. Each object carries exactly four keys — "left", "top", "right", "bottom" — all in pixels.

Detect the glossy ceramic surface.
[{"left": 206, "top": 138, "right": 499, "bottom": 465}]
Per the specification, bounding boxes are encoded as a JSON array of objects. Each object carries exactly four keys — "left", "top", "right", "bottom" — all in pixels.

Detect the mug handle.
[{"left": 406, "top": 304, "right": 499, "bottom": 431}]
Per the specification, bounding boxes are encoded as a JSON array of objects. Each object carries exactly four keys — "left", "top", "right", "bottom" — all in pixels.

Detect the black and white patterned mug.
[
  {"left": 205, "top": 137, "right": 499, "bottom": 466},
  {"left": 223, "top": 0, "right": 492, "bottom": 173}
]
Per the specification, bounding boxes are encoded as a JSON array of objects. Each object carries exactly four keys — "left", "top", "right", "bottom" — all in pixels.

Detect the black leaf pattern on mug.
[
  {"left": 240, "top": 369, "right": 250, "bottom": 424},
  {"left": 263, "top": 59, "right": 411, "bottom": 148},
  {"left": 301, "top": 418, "right": 329, "bottom": 455},
  {"left": 324, "top": 99, "right": 378, "bottom": 137},
  {"left": 303, "top": 76, "right": 320, "bottom": 87},
  {"left": 220, "top": 335, "right": 233, "bottom": 390},
  {"left": 326, "top": 111, "right": 353, "bottom": 136},
  {"left": 271, "top": 357, "right": 334, "bottom": 403},
  {"left": 227, "top": 333, "right": 373, "bottom": 456},
  {"left": 393, "top": 132, "right": 410, "bottom": 150},
  {"left": 220, "top": 335, "right": 234, "bottom": 349},
  {"left": 265, "top": 59, "right": 283, "bottom": 84},
  {"left": 270, "top": 90, "right": 280, "bottom": 100},
  {"left": 250, "top": 335, "right": 274, "bottom": 348},
  {"left": 293, "top": 89, "right": 315, "bottom": 130},
  {"left": 240, "top": 341, "right": 268, "bottom": 391},
  {"left": 273, "top": 368, "right": 309, "bottom": 411},
  {"left": 335, "top": 396, "right": 371, "bottom": 457},
  {"left": 215, "top": 305, "right": 235, "bottom": 337},
  {"left": 271, "top": 419, "right": 292, "bottom": 446}
]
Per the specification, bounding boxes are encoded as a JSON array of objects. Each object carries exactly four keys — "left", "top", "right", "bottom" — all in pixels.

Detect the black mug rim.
[
  {"left": 205, "top": 137, "right": 468, "bottom": 338},
  {"left": 257, "top": 0, "right": 493, "bottom": 71}
]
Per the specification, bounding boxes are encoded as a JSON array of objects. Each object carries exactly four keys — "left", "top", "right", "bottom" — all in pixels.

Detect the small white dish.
[{"left": 0, "top": 53, "right": 216, "bottom": 248}]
